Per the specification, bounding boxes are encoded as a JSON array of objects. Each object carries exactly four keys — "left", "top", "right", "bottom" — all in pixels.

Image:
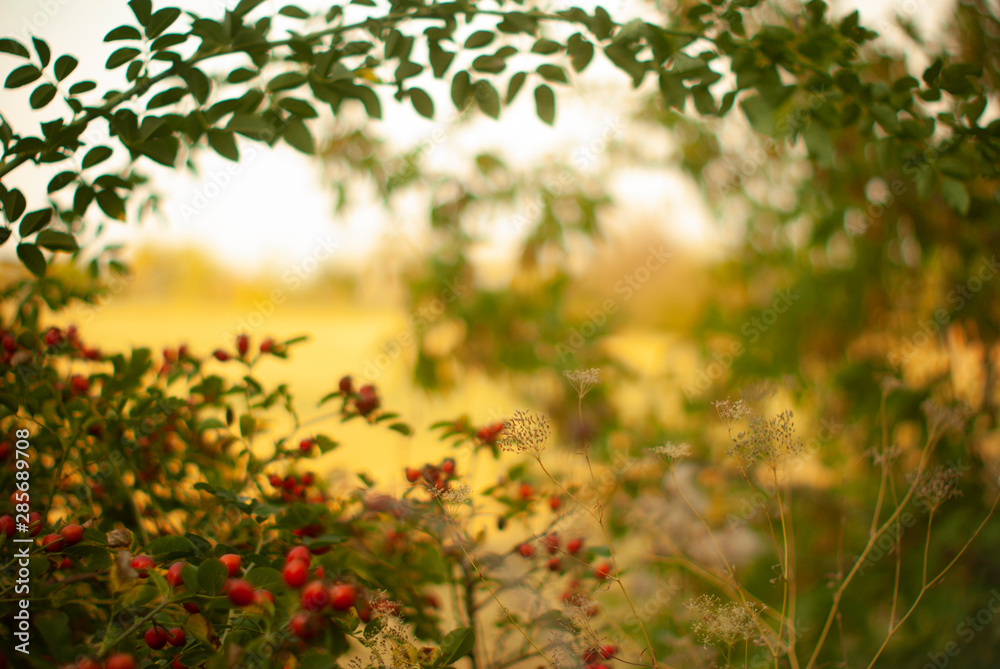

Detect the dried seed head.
[
  {"left": 651, "top": 441, "right": 692, "bottom": 464},
  {"left": 921, "top": 400, "right": 973, "bottom": 436},
  {"left": 686, "top": 594, "right": 764, "bottom": 648},
  {"left": 729, "top": 410, "right": 802, "bottom": 468},
  {"left": 713, "top": 398, "right": 753, "bottom": 427},
  {"left": 499, "top": 409, "right": 551, "bottom": 459},
  {"left": 908, "top": 465, "right": 963, "bottom": 512},
  {"left": 563, "top": 368, "right": 601, "bottom": 399}
]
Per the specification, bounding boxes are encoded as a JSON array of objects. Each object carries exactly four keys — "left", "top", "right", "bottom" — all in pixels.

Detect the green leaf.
[
  {"left": 534, "top": 84, "right": 555, "bottom": 125},
  {"left": 268, "top": 71, "right": 307, "bottom": 91},
  {"left": 476, "top": 80, "right": 500, "bottom": 119},
  {"left": 19, "top": 208, "right": 52, "bottom": 237},
  {"left": 464, "top": 30, "right": 495, "bottom": 49},
  {"left": 146, "top": 535, "right": 196, "bottom": 556},
  {"left": 233, "top": 0, "right": 269, "bottom": 17},
  {"left": 146, "top": 7, "right": 182, "bottom": 38},
  {"left": 106, "top": 47, "right": 141, "bottom": 69},
  {"left": 207, "top": 130, "right": 239, "bottom": 161},
  {"left": 128, "top": 0, "right": 152, "bottom": 25},
  {"left": 82, "top": 146, "right": 113, "bottom": 169},
  {"left": 244, "top": 567, "right": 282, "bottom": 589},
  {"left": 197, "top": 558, "right": 227, "bottom": 594},
  {"left": 16, "top": 244, "right": 46, "bottom": 276},
  {"left": 180, "top": 67, "right": 211, "bottom": 103},
  {"left": 105, "top": 25, "right": 143, "bottom": 42},
  {"left": 227, "top": 113, "right": 271, "bottom": 138},
  {"left": 354, "top": 85, "right": 381, "bottom": 119},
  {"left": 29, "top": 84, "right": 57, "bottom": 109},
  {"left": 36, "top": 230, "right": 79, "bottom": 252},
  {"left": 0, "top": 39, "right": 30, "bottom": 58},
  {"left": 0, "top": 229, "right": 9, "bottom": 246},
  {"left": 409, "top": 88, "right": 434, "bottom": 119},
  {"left": 283, "top": 119, "right": 314, "bottom": 154},
  {"left": 277, "top": 97, "right": 317, "bottom": 118},
  {"left": 2, "top": 189, "right": 26, "bottom": 222},
  {"left": 506, "top": 72, "right": 527, "bottom": 103},
  {"left": 389, "top": 422, "right": 412, "bottom": 436},
  {"left": 96, "top": 190, "right": 126, "bottom": 220},
  {"left": 438, "top": 627, "right": 475, "bottom": 666},
  {"left": 536, "top": 64, "right": 568, "bottom": 84},
  {"left": 567, "top": 34, "right": 594, "bottom": 72},
  {"left": 47, "top": 171, "right": 76, "bottom": 194},
  {"left": 5, "top": 65, "right": 41, "bottom": 89},
  {"left": 531, "top": 38, "right": 561, "bottom": 55},
  {"left": 147, "top": 86, "right": 187, "bottom": 109},
  {"left": 54, "top": 55, "right": 78, "bottom": 81},
  {"left": 69, "top": 81, "right": 97, "bottom": 95},
  {"left": 940, "top": 178, "right": 970, "bottom": 215},
  {"left": 451, "top": 70, "right": 472, "bottom": 109},
  {"left": 31, "top": 37, "right": 50, "bottom": 68},
  {"left": 279, "top": 5, "right": 311, "bottom": 19}
]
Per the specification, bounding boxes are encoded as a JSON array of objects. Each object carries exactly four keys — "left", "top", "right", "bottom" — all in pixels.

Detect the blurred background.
[{"left": 1, "top": 0, "right": 999, "bottom": 664}]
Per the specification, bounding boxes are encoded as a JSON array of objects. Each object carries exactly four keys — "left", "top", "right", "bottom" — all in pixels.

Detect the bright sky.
[{"left": 0, "top": 0, "right": 955, "bottom": 278}]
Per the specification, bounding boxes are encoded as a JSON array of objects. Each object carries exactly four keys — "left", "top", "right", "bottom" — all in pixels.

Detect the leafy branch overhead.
[{"left": 0, "top": 0, "right": 995, "bottom": 275}]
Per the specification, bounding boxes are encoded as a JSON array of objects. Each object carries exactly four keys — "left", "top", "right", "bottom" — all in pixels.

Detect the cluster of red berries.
[
  {"left": 404, "top": 457, "right": 457, "bottom": 491},
  {"left": 30, "top": 325, "right": 100, "bottom": 361},
  {"left": 143, "top": 624, "right": 186, "bottom": 650},
  {"left": 64, "top": 654, "right": 138, "bottom": 669},
  {"left": 582, "top": 643, "right": 617, "bottom": 669},
  {"left": 268, "top": 471, "right": 324, "bottom": 506},
  {"left": 338, "top": 375, "right": 380, "bottom": 417},
  {"left": 211, "top": 333, "right": 284, "bottom": 364},
  {"left": 0, "top": 511, "right": 42, "bottom": 537},
  {"left": 280, "top": 545, "right": 362, "bottom": 639},
  {"left": 39, "top": 523, "right": 85, "bottom": 554},
  {"left": 475, "top": 421, "right": 504, "bottom": 445}
]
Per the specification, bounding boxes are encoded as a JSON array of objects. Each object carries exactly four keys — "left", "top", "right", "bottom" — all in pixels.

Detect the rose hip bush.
[{"left": 0, "top": 277, "right": 625, "bottom": 669}]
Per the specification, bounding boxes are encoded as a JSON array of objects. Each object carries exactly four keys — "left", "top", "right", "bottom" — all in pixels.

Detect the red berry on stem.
[
  {"left": 44, "top": 328, "right": 64, "bottom": 348},
  {"left": 145, "top": 627, "right": 168, "bottom": 650},
  {"left": 131, "top": 554, "right": 155, "bottom": 577},
  {"left": 550, "top": 497, "right": 561, "bottom": 511},
  {"left": 405, "top": 467, "right": 421, "bottom": 483},
  {"left": 167, "top": 627, "right": 186, "bottom": 647},
  {"left": 283, "top": 559, "right": 309, "bottom": 588},
  {"left": 59, "top": 524, "right": 84, "bottom": 545},
  {"left": 518, "top": 543, "right": 535, "bottom": 558},
  {"left": 268, "top": 474, "right": 282, "bottom": 487},
  {"left": 254, "top": 589, "right": 274, "bottom": 606},
  {"left": 299, "top": 438, "right": 313, "bottom": 452},
  {"left": 212, "top": 349, "right": 230, "bottom": 361},
  {"left": 519, "top": 483, "right": 533, "bottom": 500},
  {"left": 41, "top": 533, "right": 64, "bottom": 552},
  {"left": 567, "top": 538, "right": 583, "bottom": 554},
  {"left": 594, "top": 562, "right": 612, "bottom": 580},
  {"left": 600, "top": 644, "right": 616, "bottom": 659},
  {"left": 355, "top": 385, "right": 379, "bottom": 416},
  {"left": 236, "top": 334, "right": 249, "bottom": 356},
  {"left": 441, "top": 458, "right": 455, "bottom": 475},
  {"left": 105, "top": 654, "right": 136, "bottom": 669},
  {"left": 226, "top": 578, "right": 255, "bottom": 606},
  {"left": 330, "top": 583, "right": 358, "bottom": 611},
  {"left": 69, "top": 375, "right": 90, "bottom": 394},
  {"left": 302, "top": 580, "right": 330, "bottom": 611},
  {"left": 183, "top": 602, "right": 200, "bottom": 614},
  {"left": 548, "top": 558, "right": 561, "bottom": 571},
  {"left": 166, "top": 561, "right": 185, "bottom": 587},
  {"left": 0, "top": 515, "right": 14, "bottom": 537},
  {"left": 286, "top": 545, "right": 311, "bottom": 565},
  {"left": 260, "top": 338, "right": 275, "bottom": 353},
  {"left": 338, "top": 375, "right": 353, "bottom": 394},
  {"left": 219, "top": 553, "right": 242, "bottom": 577},
  {"left": 290, "top": 612, "right": 318, "bottom": 640},
  {"left": 543, "top": 534, "right": 560, "bottom": 554},
  {"left": 27, "top": 512, "right": 42, "bottom": 536}
]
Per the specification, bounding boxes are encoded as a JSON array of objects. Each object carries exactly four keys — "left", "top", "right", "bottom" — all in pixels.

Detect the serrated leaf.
[
  {"left": 19, "top": 208, "right": 52, "bottom": 236},
  {"left": 36, "top": 230, "right": 79, "bottom": 252},
  {"left": 54, "top": 55, "right": 78, "bottom": 81},
  {"left": 197, "top": 558, "right": 227, "bottom": 594},
  {"left": 534, "top": 84, "right": 555, "bottom": 125},
  {"left": 16, "top": 244, "right": 46, "bottom": 276}
]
